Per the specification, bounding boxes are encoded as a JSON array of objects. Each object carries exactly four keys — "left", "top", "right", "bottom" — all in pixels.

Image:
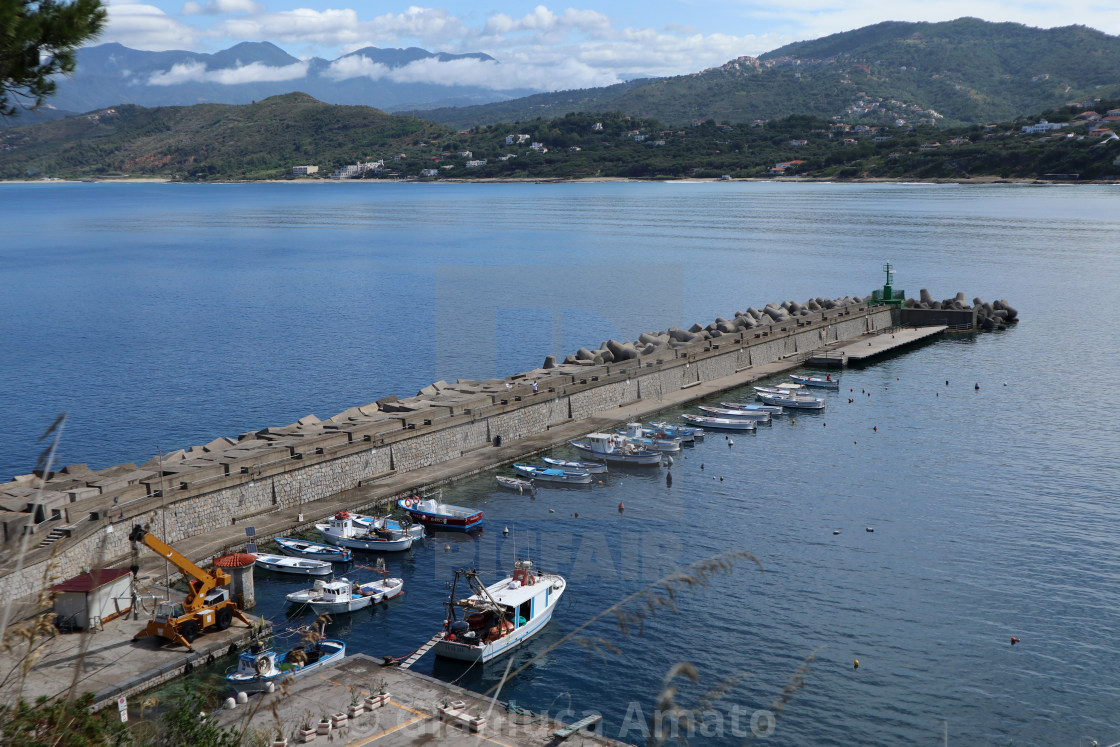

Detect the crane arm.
[{"left": 129, "top": 525, "right": 229, "bottom": 611}]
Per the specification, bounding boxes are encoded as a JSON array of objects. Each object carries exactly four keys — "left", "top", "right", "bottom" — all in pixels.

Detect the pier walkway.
[
  {"left": 214, "top": 653, "right": 627, "bottom": 745},
  {"left": 809, "top": 326, "right": 947, "bottom": 367}
]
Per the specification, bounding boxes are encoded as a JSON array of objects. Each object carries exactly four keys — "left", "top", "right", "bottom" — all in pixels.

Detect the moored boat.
[
  {"left": 274, "top": 536, "right": 352, "bottom": 563},
  {"left": 681, "top": 413, "right": 757, "bottom": 431},
  {"left": 755, "top": 390, "right": 825, "bottom": 410},
  {"left": 718, "top": 402, "right": 784, "bottom": 414},
  {"left": 648, "top": 421, "right": 705, "bottom": 441},
  {"left": 512, "top": 464, "right": 593, "bottom": 484},
  {"left": 434, "top": 559, "right": 565, "bottom": 663},
  {"left": 399, "top": 495, "right": 484, "bottom": 532},
  {"left": 226, "top": 637, "right": 345, "bottom": 693},
  {"left": 496, "top": 475, "right": 535, "bottom": 493},
  {"left": 697, "top": 405, "right": 772, "bottom": 422},
  {"left": 316, "top": 511, "right": 418, "bottom": 552},
  {"left": 541, "top": 457, "right": 608, "bottom": 473},
  {"left": 790, "top": 373, "right": 840, "bottom": 389},
  {"left": 569, "top": 433, "right": 662, "bottom": 465},
  {"left": 616, "top": 423, "right": 681, "bottom": 452},
  {"left": 253, "top": 553, "right": 334, "bottom": 576}
]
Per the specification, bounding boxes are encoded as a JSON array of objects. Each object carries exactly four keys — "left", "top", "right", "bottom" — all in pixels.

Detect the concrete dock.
[
  {"left": 215, "top": 653, "right": 627, "bottom": 745},
  {"left": 0, "top": 608, "right": 268, "bottom": 712},
  {"left": 809, "top": 326, "right": 947, "bottom": 366}
]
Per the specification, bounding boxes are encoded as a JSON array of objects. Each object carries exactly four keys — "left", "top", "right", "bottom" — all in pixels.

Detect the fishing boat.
[
  {"left": 512, "top": 464, "right": 593, "bottom": 484},
  {"left": 316, "top": 511, "right": 418, "bottom": 551},
  {"left": 697, "top": 405, "right": 772, "bottom": 423},
  {"left": 496, "top": 475, "right": 535, "bottom": 493},
  {"left": 286, "top": 560, "right": 403, "bottom": 607},
  {"left": 226, "top": 637, "right": 345, "bottom": 693},
  {"left": 434, "top": 559, "right": 566, "bottom": 663},
  {"left": 648, "top": 422, "right": 705, "bottom": 441},
  {"left": 541, "top": 457, "right": 608, "bottom": 473},
  {"left": 755, "top": 390, "right": 825, "bottom": 410},
  {"left": 790, "top": 373, "right": 840, "bottom": 389},
  {"left": 718, "top": 402, "right": 784, "bottom": 414},
  {"left": 307, "top": 575, "right": 404, "bottom": 614},
  {"left": 253, "top": 553, "right": 334, "bottom": 576},
  {"left": 681, "top": 413, "right": 757, "bottom": 431},
  {"left": 615, "top": 423, "right": 681, "bottom": 452},
  {"left": 398, "top": 495, "right": 484, "bottom": 532},
  {"left": 569, "top": 433, "right": 662, "bottom": 465},
  {"left": 274, "top": 537, "right": 352, "bottom": 563}
]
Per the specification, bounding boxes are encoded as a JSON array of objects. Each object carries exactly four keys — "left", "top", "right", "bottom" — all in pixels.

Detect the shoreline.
[{"left": 2, "top": 175, "right": 1117, "bottom": 186}]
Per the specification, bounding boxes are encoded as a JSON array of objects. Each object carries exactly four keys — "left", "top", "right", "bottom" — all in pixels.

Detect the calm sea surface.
[{"left": 2, "top": 181, "right": 1119, "bottom": 744}]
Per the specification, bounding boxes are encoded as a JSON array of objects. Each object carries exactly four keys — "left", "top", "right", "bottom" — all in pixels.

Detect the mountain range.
[
  {"left": 406, "top": 18, "right": 1120, "bottom": 128},
  {"left": 13, "top": 18, "right": 1120, "bottom": 131},
  {"left": 42, "top": 41, "right": 535, "bottom": 116}
]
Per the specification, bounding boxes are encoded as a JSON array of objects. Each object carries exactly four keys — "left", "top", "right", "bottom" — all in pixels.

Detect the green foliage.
[
  {"left": 2, "top": 94, "right": 1118, "bottom": 182},
  {"left": 0, "top": 692, "right": 130, "bottom": 746},
  {"left": 0, "top": 0, "right": 107, "bottom": 117},
  {"left": 144, "top": 692, "right": 241, "bottom": 747}
]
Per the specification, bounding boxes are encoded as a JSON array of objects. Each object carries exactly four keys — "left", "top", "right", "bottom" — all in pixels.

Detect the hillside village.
[{"left": 288, "top": 101, "right": 1120, "bottom": 182}]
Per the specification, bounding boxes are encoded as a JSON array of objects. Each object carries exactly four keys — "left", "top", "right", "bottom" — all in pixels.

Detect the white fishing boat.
[
  {"left": 790, "top": 373, "right": 840, "bottom": 389},
  {"left": 226, "top": 636, "right": 345, "bottom": 693},
  {"left": 681, "top": 413, "right": 757, "bottom": 431},
  {"left": 697, "top": 405, "right": 772, "bottom": 423},
  {"left": 755, "top": 390, "right": 825, "bottom": 410},
  {"left": 434, "top": 559, "right": 566, "bottom": 664},
  {"left": 287, "top": 560, "right": 403, "bottom": 607},
  {"left": 512, "top": 464, "right": 593, "bottom": 484},
  {"left": 253, "top": 553, "right": 334, "bottom": 576},
  {"left": 718, "top": 402, "right": 784, "bottom": 414},
  {"left": 541, "top": 457, "right": 609, "bottom": 473},
  {"left": 302, "top": 576, "right": 404, "bottom": 614},
  {"left": 616, "top": 423, "right": 681, "bottom": 452},
  {"left": 316, "top": 511, "right": 419, "bottom": 552},
  {"left": 496, "top": 475, "right": 535, "bottom": 493},
  {"left": 570, "top": 433, "right": 662, "bottom": 465},
  {"left": 274, "top": 536, "right": 352, "bottom": 563}
]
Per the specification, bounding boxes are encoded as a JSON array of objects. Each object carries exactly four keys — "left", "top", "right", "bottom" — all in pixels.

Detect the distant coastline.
[{"left": 3, "top": 175, "right": 1117, "bottom": 185}]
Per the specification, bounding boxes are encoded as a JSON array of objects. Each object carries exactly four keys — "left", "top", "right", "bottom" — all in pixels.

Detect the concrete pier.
[
  {"left": 215, "top": 653, "right": 627, "bottom": 745},
  {"left": 809, "top": 325, "right": 947, "bottom": 366}
]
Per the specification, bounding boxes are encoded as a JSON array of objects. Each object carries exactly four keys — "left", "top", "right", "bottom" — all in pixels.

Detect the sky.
[{"left": 99, "top": 0, "right": 1120, "bottom": 91}]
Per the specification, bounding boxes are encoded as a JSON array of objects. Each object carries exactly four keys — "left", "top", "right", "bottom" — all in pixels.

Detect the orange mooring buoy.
[
  {"left": 1011, "top": 637, "right": 1020, "bottom": 645},
  {"left": 618, "top": 502, "right": 625, "bottom": 513}
]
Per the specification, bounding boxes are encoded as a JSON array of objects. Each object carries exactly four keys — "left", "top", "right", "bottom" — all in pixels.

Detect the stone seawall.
[{"left": 2, "top": 305, "right": 893, "bottom": 603}]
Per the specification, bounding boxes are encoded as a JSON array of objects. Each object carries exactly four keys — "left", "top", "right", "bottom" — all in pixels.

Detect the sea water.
[{"left": 2, "top": 181, "right": 1119, "bottom": 744}]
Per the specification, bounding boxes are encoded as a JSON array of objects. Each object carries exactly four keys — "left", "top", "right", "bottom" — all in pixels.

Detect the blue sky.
[{"left": 100, "top": 0, "right": 1120, "bottom": 91}]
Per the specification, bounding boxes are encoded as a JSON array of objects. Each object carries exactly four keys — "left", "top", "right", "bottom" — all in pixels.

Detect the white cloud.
[
  {"left": 148, "top": 59, "right": 308, "bottom": 85},
  {"left": 323, "top": 52, "right": 620, "bottom": 91},
  {"left": 100, "top": 1, "right": 198, "bottom": 50},
  {"left": 182, "top": 0, "right": 264, "bottom": 16}
]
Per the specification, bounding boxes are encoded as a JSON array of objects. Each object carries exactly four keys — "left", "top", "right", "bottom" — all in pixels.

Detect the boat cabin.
[
  {"left": 236, "top": 643, "right": 279, "bottom": 677},
  {"left": 320, "top": 580, "right": 356, "bottom": 602}
]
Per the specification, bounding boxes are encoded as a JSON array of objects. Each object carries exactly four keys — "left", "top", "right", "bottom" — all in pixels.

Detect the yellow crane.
[{"left": 129, "top": 525, "right": 251, "bottom": 650}]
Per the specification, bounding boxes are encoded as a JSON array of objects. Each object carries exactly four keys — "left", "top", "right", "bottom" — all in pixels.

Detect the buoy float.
[
  {"left": 700, "top": 464, "right": 704, "bottom": 470},
  {"left": 573, "top": 512, "right": 579, "bottom": 518},
  {"left": 823, "top": 422, "right": 826, "bottom": 427},
  {"left": 866, "top": 527, "right": 874, "bottom": 532},
  {"left": 854, "top": 659, "right": 860, "bottom": 669},
  {"left": 548, "top": 508, "right": 555, "bottom": 513},
  {"left": 975, "top": 383, "right": 980, "bottom": 390},
  {"left": 946, "top": 380, "right": 949, "bottom": 386},
  {"left": 719, "top": 476, "right": 723, "bottom": 481},
  {"left": 873, "top": 426, "right": 877, "bottom": 431},
  {"left": 1011, "top": 637, "right": 1019, "bottom": 645},
  {"left": 444, "top": 544, "right": 451, "bottom": 552},
  {"left": 502, "top": 526, "right": 509, "bottom": 535},
  {"left": 666, "top": 472, "right": 672, "bottom": 486},
  {"left": 791, "top": 418, "right": 796, "bottom": 425},
  {"left": 618, "top": 502, "right": 624, "bottom": 513},
  {"left": 728, "top": 439, "right": 734, "bottom": 446},
  {"left": 833, "top": 530, "right": 840, "bottom": 535}
]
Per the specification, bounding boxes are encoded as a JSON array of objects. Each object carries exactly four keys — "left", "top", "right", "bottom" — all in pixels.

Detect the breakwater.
[{"left": 2, "top": 297, "right": 892, "bottom": 603}]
